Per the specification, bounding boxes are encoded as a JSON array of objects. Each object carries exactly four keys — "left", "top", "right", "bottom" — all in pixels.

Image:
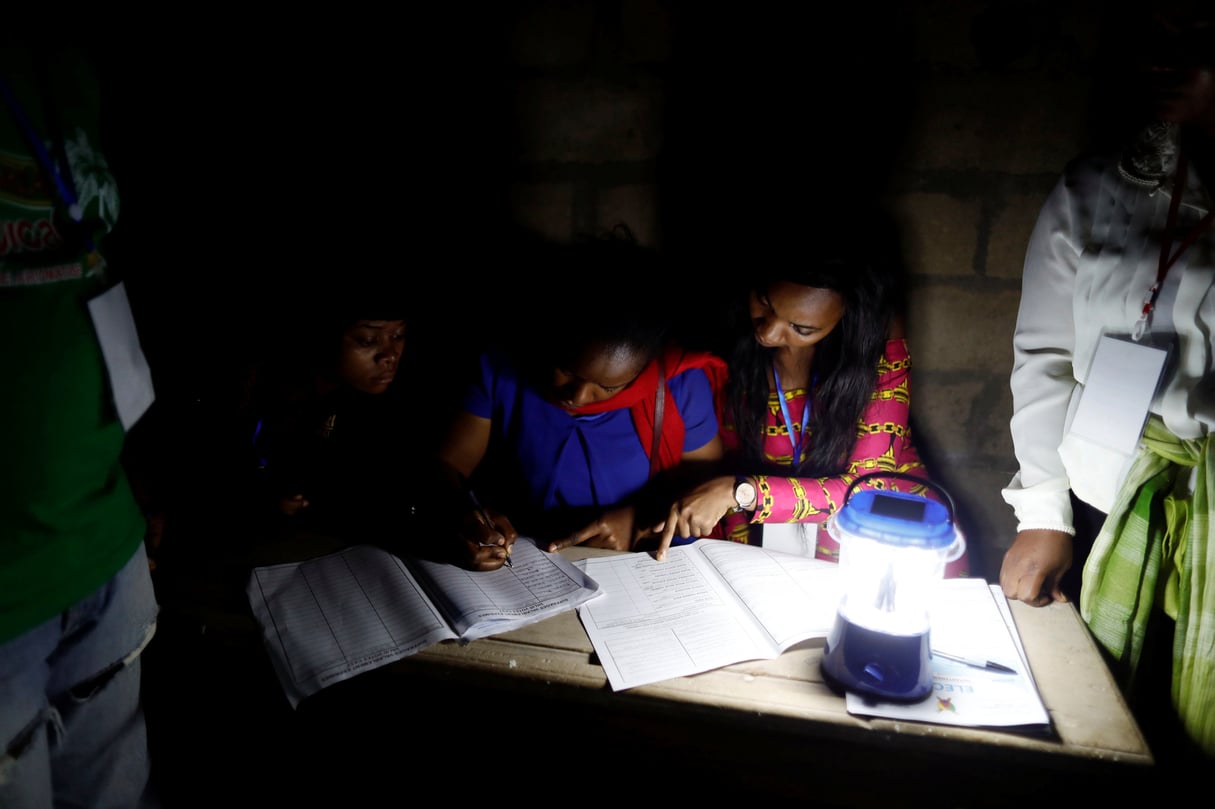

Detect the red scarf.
[{"left": 565, "top": 345, "right": 728, "bottom": 476}]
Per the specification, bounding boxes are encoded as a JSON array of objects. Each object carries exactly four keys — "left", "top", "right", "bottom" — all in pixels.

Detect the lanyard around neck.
[
  {"left": 0, "top": 73, "right": 83, "bottom": 224},
  {"left": 772, "top": 361, "right": 813, "bottom": 466},
  {"left": 1135, "top": 148, "right": 1215, "bottom": 340}
]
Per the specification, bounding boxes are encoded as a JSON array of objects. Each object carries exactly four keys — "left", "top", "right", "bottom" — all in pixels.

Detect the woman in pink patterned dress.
[{"left": 654, "top": 254, "right": 968, "bottom": 578}]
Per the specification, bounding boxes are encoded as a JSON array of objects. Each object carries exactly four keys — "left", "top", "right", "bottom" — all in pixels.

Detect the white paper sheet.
[
  {"left": 845, "top": 579, "right": 1051, "bottom": 732},
  {"left": 87, "top": 281, "right": 154, "bottom": 430},
  {"left": 1071, "top": 334, "right": 1167, "bottom": 455}
]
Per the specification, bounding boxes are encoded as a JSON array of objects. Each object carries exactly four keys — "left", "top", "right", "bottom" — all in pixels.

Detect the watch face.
[{"left": 735, "top": 480, "right": 756, "bottom": 510}]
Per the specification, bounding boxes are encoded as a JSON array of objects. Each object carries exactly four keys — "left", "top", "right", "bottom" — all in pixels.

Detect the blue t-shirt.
[{"left": 464, "top": 349, "right": 718, "bottom": 521}]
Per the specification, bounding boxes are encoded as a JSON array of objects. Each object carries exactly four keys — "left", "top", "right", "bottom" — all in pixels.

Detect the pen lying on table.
[
  {"left": 459, "top": 475, "right": 512, "bottom": 568},
  {"left": 932, "top": 650, "right": 1017, "bottom": 675}
]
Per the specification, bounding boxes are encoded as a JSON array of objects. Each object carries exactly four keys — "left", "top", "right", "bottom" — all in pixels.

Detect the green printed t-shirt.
[{"left": 0, "top": 48, "right": 145, "bottom": 643}]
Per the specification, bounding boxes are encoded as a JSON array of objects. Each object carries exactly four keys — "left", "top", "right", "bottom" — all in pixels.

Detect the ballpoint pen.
[
  {"left": 932, "top": 650, "right": 1016, "bottom": 674},
  {"left": 460, "top": 475, "right": 512, "bottom": 568}
]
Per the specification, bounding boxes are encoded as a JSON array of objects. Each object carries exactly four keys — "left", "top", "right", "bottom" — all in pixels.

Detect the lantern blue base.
[{"left": 821, "top": 615, "right": 933, "bottom": 702}]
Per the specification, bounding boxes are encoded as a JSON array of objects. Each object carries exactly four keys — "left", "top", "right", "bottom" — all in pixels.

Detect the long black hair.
[{"left": 727, "top": 254, "right": 896, "bottom": 477}]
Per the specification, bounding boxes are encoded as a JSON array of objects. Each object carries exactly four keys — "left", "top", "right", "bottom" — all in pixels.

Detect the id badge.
[
  {"left": 761, "top": 522, "right": 815, "bottom": 557},
  {"left": 87, "top": 281, "right": 155, "bottom": 431},
  {"left": 1058, "top": 333, "right": 1168, "bottom": 512}
]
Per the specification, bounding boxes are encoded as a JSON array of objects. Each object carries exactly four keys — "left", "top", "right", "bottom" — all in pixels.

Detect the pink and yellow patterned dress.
[{"left": 720, "top": 338, "right": 968, "bottom": 578}]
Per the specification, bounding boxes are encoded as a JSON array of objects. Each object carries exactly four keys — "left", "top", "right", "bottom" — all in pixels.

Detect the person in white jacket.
[{"left": 999, "top": 0, "right": 1213, "bottom": 764}]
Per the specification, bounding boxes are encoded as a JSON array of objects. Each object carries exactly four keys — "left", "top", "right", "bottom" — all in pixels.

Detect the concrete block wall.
[
  {"left": 486, "top": 0, "right": 1126, "bottom": 579},
  {"left": 102, "top": 1, "right": 1138, "bottom": 580},
  {"left": 888, "top": 1, "right": 1116, "bottom": 578}
]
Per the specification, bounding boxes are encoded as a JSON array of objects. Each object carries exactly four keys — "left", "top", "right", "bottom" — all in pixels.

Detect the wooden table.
[
  {"left": 147, "top": 540, "right": 1156, "bottom": 807},
  {"left": 376, "top": 548, "right": 1150, "bottom": 805}
]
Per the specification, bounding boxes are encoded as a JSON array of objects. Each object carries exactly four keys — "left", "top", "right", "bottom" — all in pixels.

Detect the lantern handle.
[{"left": 843, "top": 471, "right": 957, "bottom": 524}]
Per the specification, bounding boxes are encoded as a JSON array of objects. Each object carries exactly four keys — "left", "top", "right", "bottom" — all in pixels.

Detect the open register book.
[
  {"left": 574, "top": 539, "right": 842, "bottom": 691},
  {"left": 247, "top": 538, "right": 601, "bottom": 708},
  {"left": 575, "top": 540, "right": 1051, "bottom": 734}
]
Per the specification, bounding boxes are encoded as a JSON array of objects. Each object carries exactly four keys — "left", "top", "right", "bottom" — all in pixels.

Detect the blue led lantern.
[{"left": 820, "top": 473, "right": 965, "bottom": 702}]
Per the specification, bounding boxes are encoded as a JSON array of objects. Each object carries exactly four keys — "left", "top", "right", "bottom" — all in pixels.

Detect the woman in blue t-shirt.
[{"left": 431, "top": 233, "right": 727, "bottom": 570}]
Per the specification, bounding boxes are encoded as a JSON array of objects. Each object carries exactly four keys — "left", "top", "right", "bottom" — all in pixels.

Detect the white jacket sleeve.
[{"left": 1001, "top": 161, "right": 1093, "bottom": 534}]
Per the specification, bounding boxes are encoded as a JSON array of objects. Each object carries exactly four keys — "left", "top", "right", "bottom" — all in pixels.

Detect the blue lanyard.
[
  {"left": 0, "top": 71, "right": 97, "bottom": 259},
  {"left": 772, "top": 362, "right": 813, "bottom": 465},
  {"left": 0, "top": 73, "right": 85, "bottom": 225}
]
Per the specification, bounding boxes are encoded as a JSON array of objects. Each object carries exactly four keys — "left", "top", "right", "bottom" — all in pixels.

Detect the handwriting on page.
[
  {"left": 413, "top": 539, "right": 601, "bottom": 635},
  {"left": 248, "top": 546, "right": 456, "bottom": 704},
  {"left": 249, "top": 540, "right": 601, "bottom": 707},
  {"left": 579, "top": 550, "right": 780, "bottom": 687},
  {"left": 576, "top": 541, "right": 844, "bottom": 691}
]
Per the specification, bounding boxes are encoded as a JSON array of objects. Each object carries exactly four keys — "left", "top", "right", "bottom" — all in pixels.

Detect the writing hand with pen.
[{"left": 457, "top": 477, "right": 518, "bottom": 572}]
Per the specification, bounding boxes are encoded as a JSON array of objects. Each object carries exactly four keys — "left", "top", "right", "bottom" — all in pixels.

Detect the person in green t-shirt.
[{"left": 0, "top": 46, "right": 160, "bottom": 808}]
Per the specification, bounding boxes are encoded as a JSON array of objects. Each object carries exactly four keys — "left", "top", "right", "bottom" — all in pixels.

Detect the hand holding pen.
[{"left": 458, "top": 474, "right": 516, "bottom": 570}]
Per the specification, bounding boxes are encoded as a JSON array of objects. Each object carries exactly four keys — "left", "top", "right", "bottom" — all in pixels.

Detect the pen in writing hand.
[
  {"left": 460, "top": 475, "right": 512, "bottom": 569},
  {"left": 932, "top": 650, "right": 1016, "bottom": 675}
]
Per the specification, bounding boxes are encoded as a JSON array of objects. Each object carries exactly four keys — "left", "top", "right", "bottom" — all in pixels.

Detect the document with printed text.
[
  {"left": 844, "top": 578, "right": 1052, "bottom": 733},
  {"left": 247, "top": 538, "right": 601, "bottom": 708},
  {"left": 574, "top": 539, "right": 842, "bottom": 691}
]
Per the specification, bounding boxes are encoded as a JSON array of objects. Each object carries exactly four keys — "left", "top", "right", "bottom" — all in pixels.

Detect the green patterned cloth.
[{"left": 1081, "top": 416, "right": 1214, "bottom": 755}]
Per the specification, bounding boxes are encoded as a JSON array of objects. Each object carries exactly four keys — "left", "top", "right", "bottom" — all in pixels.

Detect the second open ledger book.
[
  {"left": 248, "top": 538, "right": 1049, "bottom": 733},
  {"left": 246, "top": 538, "right": 601, "bottom": 708}
]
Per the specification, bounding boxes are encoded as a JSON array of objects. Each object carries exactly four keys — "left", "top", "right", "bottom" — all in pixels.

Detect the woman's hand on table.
[{"left": 547, "top": 506, "right": 640, "bottom": 553}]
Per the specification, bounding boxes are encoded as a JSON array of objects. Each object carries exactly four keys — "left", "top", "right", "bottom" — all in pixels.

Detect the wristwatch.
[{"left": 732, "top": 477, "right": 757, "bottom": 513}]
